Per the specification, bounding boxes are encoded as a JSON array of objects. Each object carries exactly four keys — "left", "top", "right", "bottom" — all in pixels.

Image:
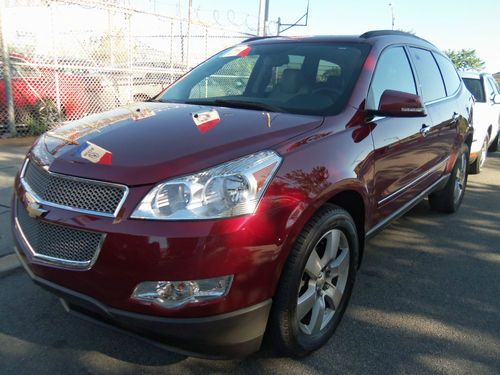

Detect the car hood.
[{"left": 31, "top": 102, "right": 324, "bottom": 185}]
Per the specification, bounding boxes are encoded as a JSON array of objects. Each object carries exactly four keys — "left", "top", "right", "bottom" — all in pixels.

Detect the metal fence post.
[
  {"left": 0, "top": 0, "right": 16, "bottom": 136},
  {"left": 50, "top": 3, "right": 62, "bottom": 119}
]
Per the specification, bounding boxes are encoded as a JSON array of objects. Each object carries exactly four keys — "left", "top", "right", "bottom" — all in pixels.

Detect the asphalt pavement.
[
  {"left": 0, "top": 138, "right": 34, "bottom": 257},
  {"left": 0, "top": 144, "right": 499, "bottom": 375}
]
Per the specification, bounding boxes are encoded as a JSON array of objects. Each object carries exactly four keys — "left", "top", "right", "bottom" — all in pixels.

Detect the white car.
[{"left": 460, "top": 71, "right": 500, "bottom": 173}]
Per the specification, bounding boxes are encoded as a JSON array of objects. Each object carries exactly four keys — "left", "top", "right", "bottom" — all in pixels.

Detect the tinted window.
[
  {"left": 366, "top": 47, "right": 416, "bottom": 110},
  {"left": 159, "top": 42, "right": 370, "bottom": 116},
  {"left": 409, "top": 47, "right": 446, "bottom": 102},
  {"left": 433, "top": 53, "right": 461, "bottom": 96},
  {"left": 486, "top": 78, "right": 496, "bottom": 99},
  {"left": 490, "top": 78, "right": 500, "bottom": 94},
  {"left": 463, "top": 78, "right": 485, "bottom": 102}
]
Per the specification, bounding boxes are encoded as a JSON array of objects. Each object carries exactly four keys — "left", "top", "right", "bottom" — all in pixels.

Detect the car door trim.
[
  {"left": 378, "top": 156, "right": 449, "bottom": 207},
  {"left": 367, "top": 173, "right": 450, "bottom": 239}
]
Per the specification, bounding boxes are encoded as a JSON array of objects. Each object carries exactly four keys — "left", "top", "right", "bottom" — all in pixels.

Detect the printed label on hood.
[
  {"left": 192, "top": 109, "right": 221, "bottom": 133},
  {"left": 80, "top": 142, "right": 113, "bottom": 165}
]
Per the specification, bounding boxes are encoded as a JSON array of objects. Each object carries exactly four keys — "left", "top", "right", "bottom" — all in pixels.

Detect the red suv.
[{"left": 13, "top": 31, "right": 473, "bottom": 358}]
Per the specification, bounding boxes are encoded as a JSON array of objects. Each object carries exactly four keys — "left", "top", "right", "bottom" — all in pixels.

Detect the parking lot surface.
[{"left": 0, "top": 150, "right": 499, "bottom": 375}]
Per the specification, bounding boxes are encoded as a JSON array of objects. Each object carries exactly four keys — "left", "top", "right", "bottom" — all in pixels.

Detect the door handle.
[{"left": 420, "top": 124, "right": 431, "bottom": 136}]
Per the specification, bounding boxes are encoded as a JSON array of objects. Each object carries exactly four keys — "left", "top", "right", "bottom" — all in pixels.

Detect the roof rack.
[
  {"left": 242, "top": 35, "right": 278, "bottom": 43},
  {"left": 360, "top": 30, "right": 434, "bottom": 46}
]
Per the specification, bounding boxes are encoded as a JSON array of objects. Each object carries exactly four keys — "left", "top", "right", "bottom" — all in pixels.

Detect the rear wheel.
[
  {"left": 429, "top": 143, "right": 469, "bottom": 213},
  {"left": 270, "top": 205, "right": 358, "bottom": 357},
  {"left": 469, "top": 136, "right": 488, "bottom": 174}
]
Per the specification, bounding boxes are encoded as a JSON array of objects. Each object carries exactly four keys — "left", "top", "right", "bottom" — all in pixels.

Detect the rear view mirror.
[
  {"left": 368, "top": 89, "right": 427, "bottom": 117},
  {"left": 493, "top": 93, "right": 500, "bottom": 105}
]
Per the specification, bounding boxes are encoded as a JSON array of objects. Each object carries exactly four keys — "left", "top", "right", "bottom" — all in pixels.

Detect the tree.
[{"left": 445, "top": 49, "right": 485, "bottom": 71}]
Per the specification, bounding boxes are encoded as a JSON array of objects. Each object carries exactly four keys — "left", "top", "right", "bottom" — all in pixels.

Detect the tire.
[
  {"left": 429, "top": 143, "right": 469, "bottom": 213},
  {"left": 469, "top": 136, "right": 488, "bottom": 174},
  {"left": 488, "top": 131, "right": 499, "bottom": 152},
  {"left": 269, "top": 204, "right": 359, "bottom": 357}
]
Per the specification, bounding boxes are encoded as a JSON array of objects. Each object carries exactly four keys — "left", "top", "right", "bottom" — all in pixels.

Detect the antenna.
[{"left": 388, "top": 2, "right": 395, "bottom": 30}]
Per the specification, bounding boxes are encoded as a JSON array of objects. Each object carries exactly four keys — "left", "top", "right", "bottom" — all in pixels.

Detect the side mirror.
[
  {"left": 492, "top": 93, "right": 500, "bottom": 105},
  {"left": 368, "top": 89, "right": 427, "bottom": 117}
]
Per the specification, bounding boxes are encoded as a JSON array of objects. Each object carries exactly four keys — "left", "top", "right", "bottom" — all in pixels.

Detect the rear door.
[
  {"left": 408, "top": 47, "right": 458, "bottom": 170},
  {"left": 367, "top": 46, "right": 434, "bottom": 218}
]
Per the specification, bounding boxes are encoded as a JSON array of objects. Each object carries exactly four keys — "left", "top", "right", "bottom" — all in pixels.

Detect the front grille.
[
  {"left": 22, "top": 160, "right": 126, "bottom": 216},
  {"left": 17, "top": 201, "right": 104, "bottom": 267}
]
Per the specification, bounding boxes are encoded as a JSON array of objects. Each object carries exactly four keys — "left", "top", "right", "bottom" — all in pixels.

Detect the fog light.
[{"left": 132, "top": 275, "right": 233, "bottom": 308}]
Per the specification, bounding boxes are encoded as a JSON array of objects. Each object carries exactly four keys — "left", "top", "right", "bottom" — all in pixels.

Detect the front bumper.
[{"left": 15, "top": 245, "right": 271, "bottom": 358}]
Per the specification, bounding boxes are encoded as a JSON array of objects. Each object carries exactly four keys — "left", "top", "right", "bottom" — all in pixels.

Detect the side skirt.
[{"left": 366, "top": 174, "right": 450, "bottom": 240}]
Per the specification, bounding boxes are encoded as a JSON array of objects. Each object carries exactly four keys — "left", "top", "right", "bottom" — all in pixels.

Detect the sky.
[
  {"left": 187, "top": 0, "right": 500, "bottom": 73},
  {"left": 4, "top": 0, "right": 499, "bottom": 73}
]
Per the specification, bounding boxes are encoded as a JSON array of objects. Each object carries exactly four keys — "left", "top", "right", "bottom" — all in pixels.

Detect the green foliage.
[{"left": 445, "top": 49, "right": 485, "bottom": 71}]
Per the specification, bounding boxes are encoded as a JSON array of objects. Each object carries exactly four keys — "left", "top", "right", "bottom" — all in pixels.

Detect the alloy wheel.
[
  {"left": 296, "top": 229, "right": 350, "bottom": 335},
  {"left": 454, "top": 152, "right": 467, "bottom": 205}
]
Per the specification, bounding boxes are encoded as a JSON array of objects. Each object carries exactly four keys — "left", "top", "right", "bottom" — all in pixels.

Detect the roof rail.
[
  {"left": 242, "top": 35, "right": 278, "bottom": 43},
  {"left": 360, "top": 30, "right": 434, "bottom": 46}
]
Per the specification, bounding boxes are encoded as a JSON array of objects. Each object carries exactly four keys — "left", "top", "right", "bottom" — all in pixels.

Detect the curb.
[
  {"left": 0, "top": 253, "right": 21, "bottom": 277},
  {"left": 0, "top": 136, "right": 37, "bottom": 146}
]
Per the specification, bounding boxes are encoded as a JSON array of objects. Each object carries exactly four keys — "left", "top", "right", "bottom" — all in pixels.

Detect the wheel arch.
[{"left": 327, "top": 190, "right": 366, "bottom": 268}]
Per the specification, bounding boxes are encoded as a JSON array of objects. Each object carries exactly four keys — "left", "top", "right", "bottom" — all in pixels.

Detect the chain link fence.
[{"left": 0, "top": 0, "right": 253, "bottom": 136}]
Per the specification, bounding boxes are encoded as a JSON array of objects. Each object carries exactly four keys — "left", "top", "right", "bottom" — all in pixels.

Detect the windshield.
[
  {"left": 463, "top": 78, "right": 485, "bottom": 103},
  {"left": 157, "top": 42, "right": 370, "bottom": 116}
]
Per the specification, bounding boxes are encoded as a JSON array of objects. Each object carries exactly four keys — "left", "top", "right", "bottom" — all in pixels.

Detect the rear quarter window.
[
  {"left": 409, "top": 47, "right": 446, "bottom": 103},
  {"left": 433, "top": 53, "right": 461, "bottom": 96}
]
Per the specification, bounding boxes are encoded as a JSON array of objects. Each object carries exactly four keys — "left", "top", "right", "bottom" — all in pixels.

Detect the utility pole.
[
  {"left": 258, "top": 0, "right": 269, "bottom": 36},
  {"left": 0, "top": 0, "right": 16, "bottom": 136}
]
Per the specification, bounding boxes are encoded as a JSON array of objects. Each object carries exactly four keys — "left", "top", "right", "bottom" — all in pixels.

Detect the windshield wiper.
[{"left": 184, "top": 99, "right": 285, "bottom": 113}]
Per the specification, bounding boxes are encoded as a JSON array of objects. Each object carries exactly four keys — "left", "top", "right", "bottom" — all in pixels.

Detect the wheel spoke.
[
  {"left": 324, "top": 284, "right": 343, "bottom": 310},
  {"left": 305, "top": 249, "right": 322, "bottom": 278},
  {"left": 321, "top": 230, "right": 341, "bottom": 269},
  {"left": 328, "top": 248, "right": 349, "bottom": 277},
  {"left": 296, "top": 285, "right": 317, "bottom": 320},
  {"left": 309, "top": 294, "right": 326, "bottom": 334}
]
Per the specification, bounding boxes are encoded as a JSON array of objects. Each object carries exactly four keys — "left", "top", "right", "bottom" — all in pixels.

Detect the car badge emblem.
[{"left": 24, "top": 192, "right": 48, "bottom": 219}]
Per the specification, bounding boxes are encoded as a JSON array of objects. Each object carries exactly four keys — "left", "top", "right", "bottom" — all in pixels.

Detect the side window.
[
  {"left": 463, "top": 78, "right": 486, "bottom": 102},
  {"left": 409, "top": 47, "right": 446, "bottom": 102},
  {"left": 366, "top": 47, "right": 417, "bottom": 110},
  {"left": 433, "top": 53, "right": 461, "bottom": 96},
  {"left": 316, "top": 59, "right": 341, "bottom": 82},
  {"left": 491, "top": 78, "right": 500, "bottom": 94},
  {"left": 486, "top": 78, "right": 497, "bottom": 99},
  {"left": 189, "top": 55, "right": 258, "bottom": 99}
]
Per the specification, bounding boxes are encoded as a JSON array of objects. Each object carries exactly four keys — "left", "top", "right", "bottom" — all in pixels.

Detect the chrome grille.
[
  {"left": 22, "top": 160, "right": 126, "bottom": 216},
  {"left": 16, "top": 201, "right": 104, "bottom": 268}
]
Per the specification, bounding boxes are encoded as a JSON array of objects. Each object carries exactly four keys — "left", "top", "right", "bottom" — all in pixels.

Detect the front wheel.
[
  {"left": 429, "top": 143, "right": 469, "bottom": 213},
  {"left": 270, "top": 205, "right": 358, "bottom": 357}
]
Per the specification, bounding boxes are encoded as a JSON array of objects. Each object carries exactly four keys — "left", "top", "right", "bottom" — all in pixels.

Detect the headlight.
[{"left": 131, "top": 150, "right": 281, "bottom": 220}]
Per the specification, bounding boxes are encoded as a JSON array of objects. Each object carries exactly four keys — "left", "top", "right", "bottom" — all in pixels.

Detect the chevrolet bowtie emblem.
[{"left": 24, "top": 191, "right": 48, "bottom": 218}]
